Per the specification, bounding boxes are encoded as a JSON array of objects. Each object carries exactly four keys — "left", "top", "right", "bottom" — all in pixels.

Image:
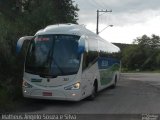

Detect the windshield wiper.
[
  {"left": 52, "top": 56, "right": 65, "bottom": 74},
  {"left": 47, "top": 42, "right": 65, "bottom": 75}
]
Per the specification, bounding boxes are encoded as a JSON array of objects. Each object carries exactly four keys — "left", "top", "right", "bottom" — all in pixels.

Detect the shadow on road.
[
  {"left": 14, "top": 86, "right": 117, "bottom": 113},
  {"left": 15, "top": 98, "right": 85, "bottom": 113}
]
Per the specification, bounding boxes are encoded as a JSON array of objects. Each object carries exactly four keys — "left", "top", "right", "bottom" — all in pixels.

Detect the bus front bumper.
[{"left": 23, "top": 87, "right": 82, "bottom": 101}]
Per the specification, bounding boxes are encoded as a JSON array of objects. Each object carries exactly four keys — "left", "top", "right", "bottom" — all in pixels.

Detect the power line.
[{"left": 96, "top": 9, "right": 112, "bottom": 34}]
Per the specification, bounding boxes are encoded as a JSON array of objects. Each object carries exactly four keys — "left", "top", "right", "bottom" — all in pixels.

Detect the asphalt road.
[{"left": 12, "top": 73, "right": 160, "bottom": 119}]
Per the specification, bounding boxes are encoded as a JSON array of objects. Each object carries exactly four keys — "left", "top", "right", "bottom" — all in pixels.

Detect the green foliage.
[
  {"left": 156, "top": 53, "right": 160, "bottom": 66},
  {"left": 18, "top": 0, "right": 79, "bottom": 34},
  {"left": 122, "top": 34, "right": 160, "bottom": 71},
  {"left": 0, "top": 0, "right": 79, "bottom": 111}
]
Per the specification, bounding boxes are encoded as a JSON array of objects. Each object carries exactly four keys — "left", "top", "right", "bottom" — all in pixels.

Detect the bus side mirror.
[
  {"left": 16, "top": 36, "right": 34, "bottom": 54},
  {"left": 78, "top": 46, "right": 85, "bottom": 55},
  {"left": 78, "top": 36, "right": 85, "bottom": 55}
]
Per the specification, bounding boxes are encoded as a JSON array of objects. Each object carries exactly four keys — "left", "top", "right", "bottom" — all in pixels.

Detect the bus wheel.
[
  {"left": 111, "top": 75, "right": 117, "bottom": 89},
  {"left": 88, "top": 82, "right": 97, "bottom": 100}
]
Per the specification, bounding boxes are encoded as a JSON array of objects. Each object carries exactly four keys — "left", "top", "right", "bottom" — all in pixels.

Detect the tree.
[
  {"left": 122, "top": 34, "right": 160, "bottom": 71},
  {"left": 134, "top": 34, "right": 160, "bottom": 49},
  {"left": 0, "top": 0, "right": 79, "bottom": 110},
  {"left": 156, "top": 53, "right": 160, "bottom": 67},
  {"left": 0, "top": 0, "right": 79, "bottom": 23}
]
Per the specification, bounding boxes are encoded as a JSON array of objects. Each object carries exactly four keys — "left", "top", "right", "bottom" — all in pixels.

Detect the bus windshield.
[{"left": 25, "top": 35, "right": 81, "bottom": 77}]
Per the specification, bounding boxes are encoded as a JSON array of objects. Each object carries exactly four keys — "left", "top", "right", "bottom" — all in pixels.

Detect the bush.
[{"left": 0, "top": 0, "right": 79, "bottom": 111}]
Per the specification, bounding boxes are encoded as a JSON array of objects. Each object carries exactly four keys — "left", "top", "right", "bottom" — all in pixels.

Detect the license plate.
[{"left": 43, "top": 92, "right": 52, "bottom": 96}]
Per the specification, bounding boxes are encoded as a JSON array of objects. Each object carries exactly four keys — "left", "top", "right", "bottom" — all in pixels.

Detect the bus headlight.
[
  {"left": 64, "top": 82, "right": 80, "bottom": 90},
  {"left": 23, "top": 81, "right": 32, "bottom": 88}
]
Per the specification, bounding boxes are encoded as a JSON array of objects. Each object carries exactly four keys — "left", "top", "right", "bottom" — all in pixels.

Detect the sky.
[{"left": 74, "top": 0, "right": 160, "bottom": 44}]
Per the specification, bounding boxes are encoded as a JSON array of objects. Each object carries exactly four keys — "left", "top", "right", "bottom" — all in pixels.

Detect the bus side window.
[
  {"left": 82, "top": 52, "right": 89, "bottom": 71},
  {"left": 82, "top": 51, "right": 98, "bottom": 71},
  {"left": 88, "top": 51, "right": 98, "bottom": 65}
]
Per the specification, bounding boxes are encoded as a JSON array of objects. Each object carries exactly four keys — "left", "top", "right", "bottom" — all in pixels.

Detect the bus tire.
[
  {"left": 111, "top": 75, "right": 117, "bottom": 89},
  {"left": 88, "top": 81, "right": 97, "bottom": 100}
]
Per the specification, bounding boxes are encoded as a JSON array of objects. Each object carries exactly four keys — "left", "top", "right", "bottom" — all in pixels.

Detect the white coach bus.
[{"left": 16, "top": 23, "right": 120, "bottom": 101}]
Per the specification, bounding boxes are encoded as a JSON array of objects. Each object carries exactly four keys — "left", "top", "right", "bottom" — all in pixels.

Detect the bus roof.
[
  {"left": 35, "top": 23, "right": 97, "bottom": 37},
  {"left": 35, "top": 23, "right": 120, "bottom": 52}
]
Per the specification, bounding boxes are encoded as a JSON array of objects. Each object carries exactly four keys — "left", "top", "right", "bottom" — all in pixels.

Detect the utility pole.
[{"left": 96, "top": 9, "right": 112, "bottom": 35}]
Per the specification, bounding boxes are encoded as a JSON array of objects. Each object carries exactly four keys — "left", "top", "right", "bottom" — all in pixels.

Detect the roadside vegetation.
[
  {"left": 0, "top": 0, "right": 79, "bottom": 111},
  {"left": 120, "top": 34, "right": 160, "bottom": 72}
]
